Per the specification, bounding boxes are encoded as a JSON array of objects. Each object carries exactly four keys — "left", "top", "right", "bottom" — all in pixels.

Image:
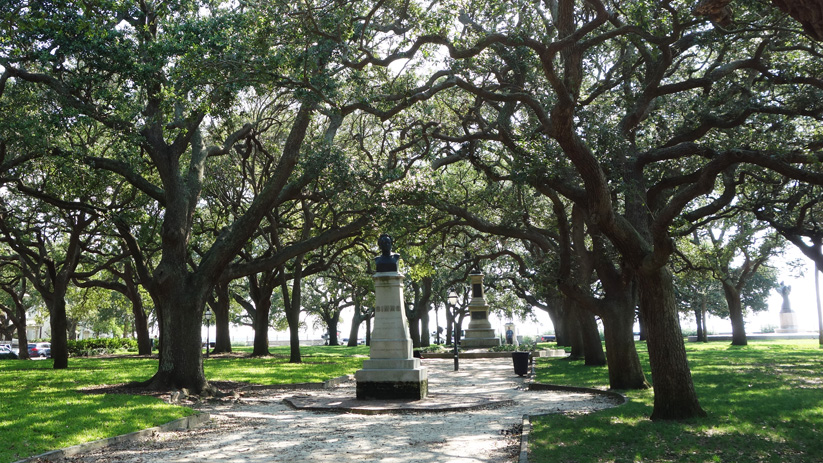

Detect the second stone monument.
[
  {"left": 460, "top": 270, "right": 502, "bottom": 349},
  {"left": 355, "top": 234, "right": 428, "bottom": 400}
]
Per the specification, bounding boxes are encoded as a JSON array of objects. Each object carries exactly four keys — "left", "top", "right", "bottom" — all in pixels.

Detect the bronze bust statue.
[{"left": 375, "top": 233, "right": 400, "bottom": 272}]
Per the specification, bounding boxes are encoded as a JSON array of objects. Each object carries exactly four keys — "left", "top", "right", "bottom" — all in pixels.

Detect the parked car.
[
  {"left": 341, "top": 338, "right": 365, "bottom": 345},
  {"left": 28, "top": 342, "right": 51, "bottom": 358},
  {"left": 539, "top": 335, "right": 556, "bottom": 342},
  {"left": 0, "top": 346, "right": 18, "bottom": 359}
]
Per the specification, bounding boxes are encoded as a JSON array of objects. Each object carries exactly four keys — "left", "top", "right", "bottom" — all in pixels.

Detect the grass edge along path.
[
  {"left": 529, "top": 340, "right": 823, "bottom": 463},
  {"left": 0, "top": 345, "right": 367, "bottom": 463}
]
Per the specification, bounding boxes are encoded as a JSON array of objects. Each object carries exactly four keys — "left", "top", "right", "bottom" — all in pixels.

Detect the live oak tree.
[
  {"left": 676, "top": 214, "right": 784, "bottom": 345},
  {"left": 419, "top": 164, "right": 645, "bottom": 387},
  {"left": 371, "top": 0, "right": 823, "bottom": 419},
  {"left": 0, "top": 193, "right": 96, "bottom": 369},
  {"left": 2, "top": 0, "right": 445, "bottom": 390}
]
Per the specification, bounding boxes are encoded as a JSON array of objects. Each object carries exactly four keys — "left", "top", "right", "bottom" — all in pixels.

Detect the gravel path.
[{"left": 57, "top": 358, "right": 621, "bottom": 463}]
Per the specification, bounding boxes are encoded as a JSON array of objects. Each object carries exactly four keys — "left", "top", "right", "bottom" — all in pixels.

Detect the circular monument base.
[{"left": 778, "top": 311, "right": 798, "bottom": 333}]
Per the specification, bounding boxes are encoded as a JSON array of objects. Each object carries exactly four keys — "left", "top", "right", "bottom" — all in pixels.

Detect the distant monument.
[
  {"left": 355, "top": 234, "right": 428, "bottom": 399},
  {"left": 776, "top": 282, "right": 798, "bottom": 333},
  {"left": 459, "top": 270, "right": 501, "bottom": 349}
]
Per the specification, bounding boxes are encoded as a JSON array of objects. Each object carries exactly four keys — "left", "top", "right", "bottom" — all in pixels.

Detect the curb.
[
  {"left": 12, "top": 412, "right": 211, "bottom": 463},
  {"left": 519, "top": 414, "right": 531, "bottom": 463},
  {"left": 14, "top": 375, "right": 349, "bottom": 462}
]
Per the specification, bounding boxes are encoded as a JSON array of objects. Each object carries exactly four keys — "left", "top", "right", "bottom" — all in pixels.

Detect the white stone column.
[
  {"left": 461, "top": 272, "right": 501, "bottom": 349},
  {"left": 355, "top": 271, "right": 428, "bottom": 399}
]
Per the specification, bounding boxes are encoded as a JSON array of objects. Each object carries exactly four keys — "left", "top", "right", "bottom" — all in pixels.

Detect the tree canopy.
[{"left": 1, "top": 0, "right": 822, "bottom": 420}]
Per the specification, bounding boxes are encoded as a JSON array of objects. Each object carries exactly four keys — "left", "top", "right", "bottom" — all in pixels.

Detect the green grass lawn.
[
  {"left": 5, "top": 341, "right": 819, "bottom": 463},
  {"left": 0, "top": 345, "right": 366, "bottom": 463},
  {"left": 530, "top": 340, "right": 823, "bottom": 463}
]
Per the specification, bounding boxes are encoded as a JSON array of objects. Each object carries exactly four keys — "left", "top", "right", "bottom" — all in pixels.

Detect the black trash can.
[{"left": 512, "top": 351, "right": 531, "bottom": 376}]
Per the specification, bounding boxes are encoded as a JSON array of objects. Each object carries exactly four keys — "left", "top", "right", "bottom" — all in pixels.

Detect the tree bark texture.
[
  {"left": 563, "top": 300, "right": 585, "bottom": 359},
  {"left": 282, "top": 260, "right": 305, "bottom": 363},
  {"left": 347, "top": 305, "right": 365, "bottom": 347},
  {"left": 579, "top": 310, "right": 606, "bottom": 366},
  {"left": 601, "top": 305, "right": 650, "bottom": 389},
  {"left": 45, "top": 283, "right": 69, "bottom": 369},
  {"left": 638, "top": 267, "right": 707, "bottom": 420},
  {"left": 209, "top": 281, "right": 233, "bottom": 354},
  {"left": 151, "top": 284, "right": 209, "bottom": 392},
  {"left": 722, "top": 281, "right": 748, "bottom": 346},
  {"left": 420, "top": 306, "right": 431, "bottom": 347},
  {"left": 245, "top": 273, "right": 276, "bottom": 356},
  {"left": 325, "top": 312, "right": 341, "bottom": 346}
]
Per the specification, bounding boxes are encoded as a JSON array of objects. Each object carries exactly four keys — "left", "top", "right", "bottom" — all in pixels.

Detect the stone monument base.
[
  {"left": 461, "top": 328, "right": 501, "bottom": 348},
  {"left": 777, "top": 311, "right": 798, "bottom": 333},
  {"left": 355, "top": 363, "right": 428, "bottom": 400}
]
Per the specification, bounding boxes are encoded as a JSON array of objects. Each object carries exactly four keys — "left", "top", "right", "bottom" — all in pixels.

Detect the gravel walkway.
[{"left": 57, "top": 357, "right": 621, "bottom": 463}]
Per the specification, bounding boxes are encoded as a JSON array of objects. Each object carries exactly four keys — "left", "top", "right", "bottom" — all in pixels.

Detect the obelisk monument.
[{"left": 355, "top": 234, "right": 428, "bottom": 400}]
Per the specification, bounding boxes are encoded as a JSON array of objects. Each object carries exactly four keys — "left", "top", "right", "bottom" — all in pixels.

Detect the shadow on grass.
[
  {"left": 529, "top": 340, "right": 823, "bottom": 463},
  {"left": 0, "top": 358, "right": 189, "bottom": 462}
]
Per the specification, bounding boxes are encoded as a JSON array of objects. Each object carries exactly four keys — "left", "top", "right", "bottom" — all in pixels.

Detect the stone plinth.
[
  {"left": 776, "top": 311, "right": 799, "bottom": 333},
  {"left": 356, "top": 272, "right": 428, "bottom": 400},
  {"left": 460, "top": 272, "right": 501, "bottom": 349}
]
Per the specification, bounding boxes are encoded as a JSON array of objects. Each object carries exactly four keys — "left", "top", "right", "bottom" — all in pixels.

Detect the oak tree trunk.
[
  {"left": 694, "top": 306, "right": 705, "bottom": 343},
  {"left": 365, "top": 315, "right": 372, "bottom": 346},
  {"left": 563, "top": 300, "right": 584, "bottom": 359},
  {"left": 722, "top": 281, "right": 748, "bottom": 346},
  {"left": 150, "top": 285, "right": 210, "bottom": 393},
  {"left": 347, "top": 305, "right": 365, "bottom": 347},
  {"left": 326, "top": 312, "right": 341, "bottom": 346},
  {"left": 638, "top": 267, "right": 706, "bottom": 420},
  {"left": 420, "top": 307, "right": 431, "bottom": 347},
  {"left": 252, "top": 296, "right": 272, "bottom": 356},
  {"left": 601, "top": 305, "right": 650, "bottom": 389},
  {"left": 46, "top": 284, "right": 69, "bottom": 369},
  {"left": 132, "top": 298, "right": 152, "bottom": 355},
  {"left": 14, "top": 318, "right": 29, "bottom": 360},
  {"left": 209, "top": 282, "right": 233, "bottom": 354},
  {"left": 579, "top": 310, "right": 606, "bottom": 366}
]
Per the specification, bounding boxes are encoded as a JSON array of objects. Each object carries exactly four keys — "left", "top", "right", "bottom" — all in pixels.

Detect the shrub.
[
  {"left": 418, "top": 345, "right": 447, "bottom": 353},
  {"left": 67, "top": 338, "right": 138, "bottom": 357}
]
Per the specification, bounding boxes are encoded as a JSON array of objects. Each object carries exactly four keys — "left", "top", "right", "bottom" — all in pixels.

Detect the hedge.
[{"left": 67, "top": 338, "right": 138, "bottom": 357}]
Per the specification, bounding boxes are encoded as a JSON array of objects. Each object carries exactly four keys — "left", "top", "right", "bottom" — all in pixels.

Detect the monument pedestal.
[
  {"left": 355, "top": 272, "right": 428, "bottom": 400},
  {"left": 460, "top": 273, "right": 501, "bottom": 349},
  {"left": 776, "top": 311, "right": 798, "bottom": 333}
]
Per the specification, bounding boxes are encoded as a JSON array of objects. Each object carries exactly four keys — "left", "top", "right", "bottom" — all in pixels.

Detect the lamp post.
[
  {"left": 204, "top": 308, "right": 212, "bottom": 358},
  {"left": 449, "top": 291, "right": 459, "bottom": 371}
]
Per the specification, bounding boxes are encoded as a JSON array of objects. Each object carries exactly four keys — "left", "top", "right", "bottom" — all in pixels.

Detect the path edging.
[
  {"left": 519, "top": 414, "right": 531, "bottom": 463},
  {"left": 12, "top": 374, "right": 350, "bottom": 463},
  {"left": 12, "top": 412, "right": 211, "bottom": 463}
]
